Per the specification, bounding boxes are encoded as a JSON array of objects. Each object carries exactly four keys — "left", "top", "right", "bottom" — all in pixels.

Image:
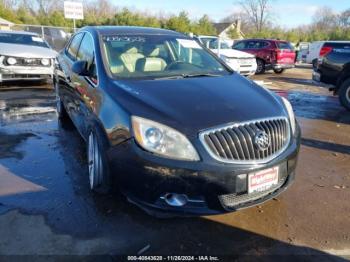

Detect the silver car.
[{"left": 0, "top": 30, "right": 57, "bottom": 83}]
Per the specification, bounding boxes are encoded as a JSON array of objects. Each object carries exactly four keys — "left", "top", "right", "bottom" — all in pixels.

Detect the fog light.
[{"left": 163, "top": 193, "right": 188, "bottom": 207}]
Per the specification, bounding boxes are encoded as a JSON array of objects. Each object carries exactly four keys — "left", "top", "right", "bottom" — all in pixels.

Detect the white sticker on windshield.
[
  {"left": 177, "top": 39, "right": 201, "bottom": 49},
  {"left": 32, "top": 37, "right": 44, "bottom": 42}
]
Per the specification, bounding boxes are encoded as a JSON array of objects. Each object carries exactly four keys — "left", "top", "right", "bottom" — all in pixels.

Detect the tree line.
[{"left": 1, "top": 0, "right": 350, "bottom": 42}]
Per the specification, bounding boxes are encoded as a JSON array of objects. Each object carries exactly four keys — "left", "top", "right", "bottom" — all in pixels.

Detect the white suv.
[{"left": 196, "top": 36, "right": 257, "bottom": 76}]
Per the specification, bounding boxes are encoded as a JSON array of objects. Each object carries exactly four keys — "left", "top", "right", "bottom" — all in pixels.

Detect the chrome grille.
[
  {"left": 238, "top": 58, "right": 255, "bottom": 65},
  {"left": 4, "top": 57, "right": 51, "bottom": 67},
  {"left": 199, "top": 117, "right": 290, "bottom": 164}
]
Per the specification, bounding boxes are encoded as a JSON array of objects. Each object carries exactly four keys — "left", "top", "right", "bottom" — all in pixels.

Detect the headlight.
[
  {"left": 132, "top": 116, "right": 200, "bottom": 161},
  {"left": 220, "top": 55, "right": 232, "bottom": 64},
  {"left": 41, "top": 58, "right": 50, "bottom": 66},
  {"left": 281, "top": 97, "right": 296, "bottom": 134},
  {"left": 7, "top": 57, "right": 17, "bottom": 65},
  {"left": 220, "top": 56, "right": 239, "bottom": 70}
]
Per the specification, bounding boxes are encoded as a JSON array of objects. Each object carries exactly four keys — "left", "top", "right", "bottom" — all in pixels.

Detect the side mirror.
[{"left": 72, "top": 60, "right": 90, "bottom": 76}]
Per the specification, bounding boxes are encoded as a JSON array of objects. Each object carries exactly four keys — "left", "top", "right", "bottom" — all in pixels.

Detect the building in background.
[
  {"left": 212, "top": 20, "right": 244, "bottom": 40},
  {"left": 0, "top": 17, "right": 14, "bottom": 30}
]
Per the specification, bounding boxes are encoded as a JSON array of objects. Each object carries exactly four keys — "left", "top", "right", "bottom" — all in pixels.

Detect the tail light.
[
  {"left": 275, "top": 49, "right": 282, "bottom": 60},
  {"left": 319, "top": 46, "right": 333, "bottom": 57}
]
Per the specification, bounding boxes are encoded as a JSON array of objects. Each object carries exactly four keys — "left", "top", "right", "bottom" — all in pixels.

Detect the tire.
[
  {"left": 338, "top": 79, "right": 350, "bottom": 111},
  {"left": 255, "top": 59, "right": 265, "bottom": 74},
  {"left": 312, "top": 59, "right": 318, "bottom": 70},
  {"left": 87, "top": 129, "right": 111, "bottom": 194},
  {"left": 55, "top": 82, "right": 69, "bottom": 120},
  {"left": 273, "top": 68, "right": 285, "bottom": 74}
]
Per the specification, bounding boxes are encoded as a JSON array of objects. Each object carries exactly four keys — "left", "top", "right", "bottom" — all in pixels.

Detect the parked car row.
[{"left": 0, "top": 29, "right": 298, "bottom": 84}]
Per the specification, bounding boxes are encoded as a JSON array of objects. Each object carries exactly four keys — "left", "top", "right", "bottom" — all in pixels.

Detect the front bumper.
[
  {"left": 225, "top": 60, "right": 257, "bottom": 76},
  {"left": 272, "top": 63, "right": 295, "bottom": 70},
  {"left": 107, "top": 126, "right": 301, "bottom": 216},
  {"left": 0, "top": 66, "right": 54, "bottom": 82}
]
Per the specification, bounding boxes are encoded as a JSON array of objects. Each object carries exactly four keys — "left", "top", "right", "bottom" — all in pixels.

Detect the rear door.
[{"left": 275, "top": 41, "right": 295, "bottom": 65}]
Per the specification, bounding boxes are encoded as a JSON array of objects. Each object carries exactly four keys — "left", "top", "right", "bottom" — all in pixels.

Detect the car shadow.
[
  {"left": 301, "top": 138, "right": 350, "bottom": 155},
  {"left": 266, "top": 76, "right": 317, "bottom": 87}
]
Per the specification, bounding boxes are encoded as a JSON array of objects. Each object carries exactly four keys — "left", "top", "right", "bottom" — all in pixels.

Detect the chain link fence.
[{"left": 10, "top": 24, "right": 74, "bottom": 51}]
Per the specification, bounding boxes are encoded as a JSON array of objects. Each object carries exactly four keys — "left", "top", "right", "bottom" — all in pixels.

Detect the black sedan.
[{"left": 55, "top": 26, "right": 300, "bottom": 216}]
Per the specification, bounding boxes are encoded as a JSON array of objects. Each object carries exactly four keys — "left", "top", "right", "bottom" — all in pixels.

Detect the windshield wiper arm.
[
  {"left": 152, "top": 73, "right": 221, "bottom": 80},
  {"left": 152, "top": 75, "right": 185, "bottom": 80},
  {"left": 182, "top": 73, "right": 221, "bottom": 78}
]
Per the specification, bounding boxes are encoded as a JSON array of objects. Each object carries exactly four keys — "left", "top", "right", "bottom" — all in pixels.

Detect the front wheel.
[
  {"left": 273, "top": 68, "right": 285, "bottom": 74},
  {"left": 339, "top": 79, "right": 350, "bottom": 111},
  {"left": 87, "top": 130, "right": 111, "bottom": 194}
]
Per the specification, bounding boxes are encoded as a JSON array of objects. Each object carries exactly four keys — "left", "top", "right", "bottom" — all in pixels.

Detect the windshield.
[
  {"left": 200, "top": 38, "right": 231, "bottom": 50},
  {"left": 102, "top": 35, "right": 230, "bottom": 79},
  {"left": 0, "top": 33, "right": 49, "bottom": 48}
]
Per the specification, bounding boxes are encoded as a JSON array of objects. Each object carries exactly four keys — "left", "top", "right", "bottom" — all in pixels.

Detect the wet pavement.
[{"left": 0, "top": 67, "right": 349, "bottom": 260}]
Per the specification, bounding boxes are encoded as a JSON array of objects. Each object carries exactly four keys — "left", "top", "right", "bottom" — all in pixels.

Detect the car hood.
[
  {"left": 0, "top": 43, "right": 57, "bottom": 58},
  {"left": 108, "top": 74, "right": 286, "bottom": 138},
  {"left": 211, "top": 49, "right": 255, "bottom": 59}
]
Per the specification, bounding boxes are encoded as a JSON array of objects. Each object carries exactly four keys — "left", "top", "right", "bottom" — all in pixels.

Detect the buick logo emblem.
[{"left": 254, "top": 131, "right": 270, "bottom": 151}]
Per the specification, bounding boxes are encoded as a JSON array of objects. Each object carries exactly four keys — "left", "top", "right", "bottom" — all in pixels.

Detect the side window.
[
  {"left": 76, "top": 34, "right": 97, "bottom": 83},
  {"left": 233, "top": 41, "right": 245, "bottom": 50},
  {"left": 66, "top": 33, "right": 84, "bottom": 61},
  {"left": 245, "top": 41, "right": 259, "bottom": 49},
  {"left": 259, "top": 41, "right": 270, "bottom": 48}
]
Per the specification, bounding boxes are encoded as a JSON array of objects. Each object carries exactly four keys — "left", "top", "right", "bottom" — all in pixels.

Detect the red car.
[{"left": 233, "top": 39, "right": 296, "bottom": 74}]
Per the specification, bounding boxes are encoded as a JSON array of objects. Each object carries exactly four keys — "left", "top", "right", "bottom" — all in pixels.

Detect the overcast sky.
[{"left": 110, "top": 0, "right": 349, "bottom": 28}]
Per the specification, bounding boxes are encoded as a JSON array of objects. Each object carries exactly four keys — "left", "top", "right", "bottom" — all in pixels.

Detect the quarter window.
[{"left": 67, "top": 33, "right": 84, "bottom": 61}]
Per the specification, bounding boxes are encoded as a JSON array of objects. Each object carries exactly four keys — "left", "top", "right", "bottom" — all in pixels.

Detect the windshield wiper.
[
  {"left": 152, "top": 75, "right": 185, "bottom": 80},
  {"left": 152, "top": 73, "right": 221, "bottom": 80},
  {"left": 182, "top": 73, "right": 221, "bottom": 78}
]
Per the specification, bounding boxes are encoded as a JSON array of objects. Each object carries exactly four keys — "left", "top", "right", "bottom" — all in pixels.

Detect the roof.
[
  {"left": 0, "top": 30, "right": 38, "bottom": 36},
  {"left": 242, "top": 38, "right": 290, "bottom": 42},
  {"left": 212, "top": 23, "right": 234, "bottom": 34},
  {"left": 82, "top": 26, "right": 185, "bottom": 37},
  {"left": 0, "top": 17, "right": 14, "bottom": 26}
]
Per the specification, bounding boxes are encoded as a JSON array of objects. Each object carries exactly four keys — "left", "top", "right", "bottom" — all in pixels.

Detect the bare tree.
[
  {"left": 312, "top": 7, "right": 337, "bottom": 29},
  {"left": 0, "top": 0, "right": 21, "bottom": 8},
  {"left": 236, "top": 0, "right": 273, "bottom": 32},
  {"left": 338, "top": 9, "right": 350, "bottom": 27}
]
